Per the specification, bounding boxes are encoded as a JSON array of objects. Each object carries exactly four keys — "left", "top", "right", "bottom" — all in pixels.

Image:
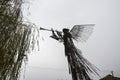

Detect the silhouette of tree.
[{"left": 0, "top": 0, "right": 39, "bottom": 80}]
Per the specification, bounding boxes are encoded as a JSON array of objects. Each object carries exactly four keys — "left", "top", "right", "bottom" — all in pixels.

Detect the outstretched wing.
[{"left": 70, "top": 24, "right": 95, "bottom": 42}]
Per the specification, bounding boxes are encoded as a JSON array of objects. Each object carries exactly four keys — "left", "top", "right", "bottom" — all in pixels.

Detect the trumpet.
[
  {"left": 40, "top": 27, "right": 52, "bottom": 31},
  {"left": 40, "top": 27, "right": 62, "bottom": 33}
]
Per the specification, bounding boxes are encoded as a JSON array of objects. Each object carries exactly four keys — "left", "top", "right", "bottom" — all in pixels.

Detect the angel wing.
[{"left": 70, "top": 24, "right": 95, "bottom": 42}]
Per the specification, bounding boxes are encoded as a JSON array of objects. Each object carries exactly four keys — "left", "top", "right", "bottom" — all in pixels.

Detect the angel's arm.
[
  {"left": 50, "top": 29, "right": 63, "bottom": 42},
  {"left": 50, "top": 29, "right": 59, "bottom": 40}
]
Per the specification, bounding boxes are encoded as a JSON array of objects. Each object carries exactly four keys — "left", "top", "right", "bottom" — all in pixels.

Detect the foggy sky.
[{"left": 21, "top": 0, "right": 120, "bottom": 80}]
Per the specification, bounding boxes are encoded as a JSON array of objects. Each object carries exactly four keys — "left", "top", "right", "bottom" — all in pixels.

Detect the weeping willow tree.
[{"left": 0, "top": 0, "right": 39, "bottom": 80}]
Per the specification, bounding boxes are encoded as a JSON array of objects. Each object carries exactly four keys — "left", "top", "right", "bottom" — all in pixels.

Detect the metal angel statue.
[{"left": 40, "top": 24, "right": 99, "bottom": 80}]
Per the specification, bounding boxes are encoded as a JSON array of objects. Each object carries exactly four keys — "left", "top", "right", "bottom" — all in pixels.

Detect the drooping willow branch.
[{"left": 0, "top": 0, "right": 40, "bottom": 80}]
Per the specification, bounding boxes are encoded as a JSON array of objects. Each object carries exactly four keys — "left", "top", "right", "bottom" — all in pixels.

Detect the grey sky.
[{"left": 21, "top": 0, "right": 120, "bottom": 80}]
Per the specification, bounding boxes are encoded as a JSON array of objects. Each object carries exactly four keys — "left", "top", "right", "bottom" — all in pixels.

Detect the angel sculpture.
[{"left": 40, "top": 24, "right": 99, "bottom": 80}]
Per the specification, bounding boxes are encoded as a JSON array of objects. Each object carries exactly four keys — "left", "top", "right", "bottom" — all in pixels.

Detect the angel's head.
[{"left": 63, "top": 28, "right": 69, "bottom": 34}]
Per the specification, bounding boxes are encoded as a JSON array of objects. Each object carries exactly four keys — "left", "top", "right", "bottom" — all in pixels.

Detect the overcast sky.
[{"left": 21, "top": 0, "right": 120, "bottom": 80}]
